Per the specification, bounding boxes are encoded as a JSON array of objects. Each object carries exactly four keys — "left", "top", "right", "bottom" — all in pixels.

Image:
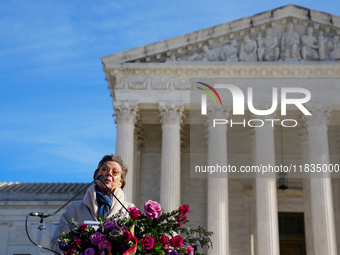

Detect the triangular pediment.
[{"left": 102, "top": 4, "right": 340, "bottom": 66}]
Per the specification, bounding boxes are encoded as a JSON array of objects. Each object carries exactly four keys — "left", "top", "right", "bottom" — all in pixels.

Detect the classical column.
[
  {"left": 297, "top": 122, "right": 314, "bottom": 255},
  {"left": 248, "top": 128, "right": 257, "bottom": 255},
  {"left": 304, "top": 104, "right": 337, "bottom": 255},
  {"left": 254, "top": 113, "right": 280, "bottom": 255},
  {"left": 206, "top": 105, "right": 230, "bottom": 255},
  {"left": 133, "top": 120, "right": 143, "bottom": 206},
  {"left": 159, "top": 102, "right": 185, "bottom": 212},
  {"left": 113, "top": 102, "right": 139, "bottom": 203}
]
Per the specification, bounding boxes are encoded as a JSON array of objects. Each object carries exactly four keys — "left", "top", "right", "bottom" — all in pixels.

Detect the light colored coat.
[{"left": 50, "top": 185, "right": 134, "bottom": 254}]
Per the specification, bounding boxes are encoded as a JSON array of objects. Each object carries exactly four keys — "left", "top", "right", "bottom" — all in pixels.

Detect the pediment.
[{"left": 102, "top": 4, "right": 340, "bottom": 66}]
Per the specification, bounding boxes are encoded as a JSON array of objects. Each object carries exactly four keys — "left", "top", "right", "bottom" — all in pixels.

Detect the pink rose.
[
  {"left": 163, "top": 243, "right": 170, "bottom": 249},
  {"left": 84, "top": 247, "right": 95, "bottom": 255},
  {"left": 179, "top": 204, "right": 190, "bottom": 215},
  {"left": 90, "top": 232, "right": 105, "bottom": 245},
  {"left": 128, "top": 207, "right": 142, "bottom": 219},
  {"left": 98, "top": 240, "right": 112, "bottom": 252},
  {"left": 141, "top": 236, "right": 155, "bottom": 250},
  {"left": 185, "top": 246, "right": 194, "bottom": 255},
  {"left": 144, "top": 200, "right": 162, "bottom": 219},
  {"left": 159, "top": 235, "right": 169, "bottom": 244},
  {"left": 170, "top": 235, "right": 183, "bottom": 249}
]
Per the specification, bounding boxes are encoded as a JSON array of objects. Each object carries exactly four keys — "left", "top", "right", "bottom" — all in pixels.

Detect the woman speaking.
[{"left": 50, "top": 154, "right": 135, "bottom": 253}]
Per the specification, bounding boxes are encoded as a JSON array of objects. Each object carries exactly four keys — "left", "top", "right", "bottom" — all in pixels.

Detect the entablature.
[{"left": 105, "top": 61, "right": 340, "bottom": 79}]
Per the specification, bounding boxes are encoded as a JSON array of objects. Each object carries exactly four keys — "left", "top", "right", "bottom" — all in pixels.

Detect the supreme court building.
[
  {"left": 2, "top": 4, "right": 340, "bottom": 255},
  {"left": 100, "top": 4, "right": 340, "bottom": 255}
]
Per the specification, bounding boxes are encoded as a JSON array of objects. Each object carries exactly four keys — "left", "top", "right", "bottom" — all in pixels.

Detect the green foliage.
[{"left": 132, "top": 208, "right": 213, "bottom": 251}]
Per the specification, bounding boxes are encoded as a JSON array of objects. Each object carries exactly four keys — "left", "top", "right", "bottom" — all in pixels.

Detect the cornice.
[{"left": 105, "top": 62, "right": 340, "bottom": 79}]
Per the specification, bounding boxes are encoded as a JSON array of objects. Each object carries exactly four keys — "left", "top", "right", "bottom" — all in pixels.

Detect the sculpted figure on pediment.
[
  {"left": 187, "top": 45, "right": 217, "bottom": 61},
  {"left": 280, "top": 22, "right": 300, "bottom": 60},
  {"left": 318, "top": 31, "right": 325, "bottom": 60},
  {"left": 257, "top": 28, "right": 279, "bottom": 61},
  {"left": 220, "top": 39, "right": 239, "bottom": 61},
  {"left": 301, "top": 27, "right": 319, "bottom": 60},
  {"left": 202, "top": 45, "right": 218, "bottom": 61},
  {"left": 327, "top": 36, "right": 340, "bottom": 61},
  {"left": 239, "top": 36, "right": 257, "bottom": 61}
]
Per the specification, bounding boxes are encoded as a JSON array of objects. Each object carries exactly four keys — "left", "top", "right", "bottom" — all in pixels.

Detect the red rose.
[
  {"left": 79, "top": 223, "right": 87, "bottom": 233},
  {"left": 179, "top": 204, "right": 190, "bottom": 215},
  {"left": 170, "top": 235, "right": 183, "bottom": 249},
  {"left": 122, "top": 230, "right": 134, "bottom": 242},
  {"left": 128, "top": 207, "right": 142, "bottom": 219},
  {"left": 141, "top": 236, "right": 155, "bottom": 250},
  {"left": 159, "top": 235, "right": 169, "bottom": 244}
]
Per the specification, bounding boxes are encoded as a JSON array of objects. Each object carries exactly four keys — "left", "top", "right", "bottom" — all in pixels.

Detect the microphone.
[
  {"left": 96, "top": 175, "right": 104, "bottom": 180},
  {"left": 29, "top": 212, "right": 50, "bottom": 217}
]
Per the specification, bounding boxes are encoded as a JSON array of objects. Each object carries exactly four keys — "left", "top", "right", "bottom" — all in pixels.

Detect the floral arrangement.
[{"left": 57, "top": 200, "right": 213, "bottom": 255}]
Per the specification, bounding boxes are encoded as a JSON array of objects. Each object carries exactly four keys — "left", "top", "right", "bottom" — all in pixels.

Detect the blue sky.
[{"left": 1, "top": 0, "right": 339, "bottom": 183}]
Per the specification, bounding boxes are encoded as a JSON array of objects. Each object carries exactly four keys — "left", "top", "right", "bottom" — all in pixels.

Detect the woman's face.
[{"left": 95, "top": 161, "right": 122, "bottom": 194}]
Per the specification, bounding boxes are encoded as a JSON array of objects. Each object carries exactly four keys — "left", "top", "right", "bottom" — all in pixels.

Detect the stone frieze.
[{"left": 114, "top": 76, "right": 340, "bottom": 91}]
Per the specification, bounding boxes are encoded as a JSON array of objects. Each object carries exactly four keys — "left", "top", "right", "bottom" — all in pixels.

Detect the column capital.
[
  {"left": 207, "top": 105, "right": 230, "bottom": 118},
  {"left": 113, "top": 102, "right": 139, "bottom": 126},
  {"left": 205, "top": 105, "right": 230, "bottom": 128},
  {"left": 303, "top": 104, "right": 332, "bottom": 128},
  {"left": 159, "top": 102, "right": 185, "bottom": 127},
  {"left": 297, "top": 119, "right": 309, "bottom": 143}
]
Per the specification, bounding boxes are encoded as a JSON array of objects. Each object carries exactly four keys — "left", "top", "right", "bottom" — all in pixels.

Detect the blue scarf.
[{"left": 95, "top": 186, "right": 114, "bottom": 219}]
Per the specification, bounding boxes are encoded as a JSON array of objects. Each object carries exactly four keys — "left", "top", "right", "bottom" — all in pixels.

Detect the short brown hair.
[{"left": 93, "top": 154, "right": 128, "bottom": 189}]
